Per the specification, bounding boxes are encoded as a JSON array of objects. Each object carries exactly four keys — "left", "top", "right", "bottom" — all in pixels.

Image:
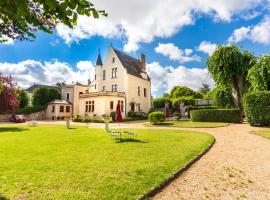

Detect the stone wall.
[{"left": 0, "top": 111, "right": 46, "bottom": 122}]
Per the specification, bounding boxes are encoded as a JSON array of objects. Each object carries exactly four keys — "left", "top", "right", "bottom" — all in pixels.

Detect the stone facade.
[{"left": 59, "top": 46, "right": 151, "bottom": 119}]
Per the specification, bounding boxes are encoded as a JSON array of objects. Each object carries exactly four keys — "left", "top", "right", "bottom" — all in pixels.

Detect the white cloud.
[
  {"left": 147, "top": 62, "right": 214, "bottom": 97},
  {"left": 56, "top": 16, "right": 121, "bottom": 45},
  {"left": 228, "top": 27, "right": 251, "bottom": 43},
  {"left": 0, "top": 36, "right": 14, "bottom": 45},
  {"left": 56, "top": 0, "right": 262, "bottom": 52},
  {"left": 228, "top": 16, "right": 270, "bottom": 44},
  {"left": 0, "top": 60, "right": 95, "bottom": 88},
  {"left": 155, "top": 43, "right": 200, "bottom": 63},
  {"left": 197, "top": 41, "right": 218, "bottom": 56}
]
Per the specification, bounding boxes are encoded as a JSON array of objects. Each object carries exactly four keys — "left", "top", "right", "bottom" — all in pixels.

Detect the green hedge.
[
  {"left": 148, "top": 112, "right": 165, "bottom": 124},
  {"left": 190, "top": 109, "right": 241, "bottom": 123},
  {"left": 244, "top": 91, "right": 270, "bottom": 126},
  {"left": 127, "top": 111, "right": 148, "bottom": 120},
  {"left": 72, "top": 115, "right": 105, "bottom": 123},
  {"left": 16, "top": 105, "right": 47, "bottom": 114}
]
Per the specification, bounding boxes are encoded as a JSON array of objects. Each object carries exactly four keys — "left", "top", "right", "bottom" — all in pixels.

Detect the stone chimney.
[{"left": 140, "top": 53, "right": 146, "bottom": 71}]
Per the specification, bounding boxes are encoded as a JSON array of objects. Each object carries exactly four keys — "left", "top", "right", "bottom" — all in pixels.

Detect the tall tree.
[
  {"left": 17, "top": 90, "right": 29, "bottom": 108},
  {"left": 0, "top": 74, "right": 19, "bottom": 113},
  {"left": 32, "top": 87, "right": 61, "bottom": 106},
  {"left": 207, "top": 45, "right": 256, "bottom": 120},
  {"left": 199, "top": 84, "right": 210, "bottom": 94},
  {"left": 0, "top": 0, "right": 107, "bottom": 43},
  {"left": 170, "top": 86, "right": 203, "bottom": 99}
]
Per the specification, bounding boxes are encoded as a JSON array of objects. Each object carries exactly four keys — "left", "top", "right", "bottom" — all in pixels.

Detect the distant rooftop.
[
  {"left": 48, "top": 99, "right": 71, "bottom": 104},
  {"left": 26, "top": 84, "right": 58, "bottom": 93}
]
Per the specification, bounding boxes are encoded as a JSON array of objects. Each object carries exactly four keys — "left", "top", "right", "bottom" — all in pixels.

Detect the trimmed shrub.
[
  {"left": 243, "top": 91, "right": 270, "bottom": 126},
  {"left": 127, "top": 111, "right": 148, "bottom": 120},
  {"left": 16, "top": 105, "right": 46, "bottom": 114},
  {"left": 84, "top": 118, "right": 93, "bottom": 123},
  {"left": 191, "top": 109, "right": 241, "bottom": 123},
  {"left": 149, "top": 112, "right": 165, "bottom": 124},
  {"left": 187, "top": 105, "right": 217, "bottom": 118},
  {"left": 72, "top": 115, "right": 83, "bottom": 122}
]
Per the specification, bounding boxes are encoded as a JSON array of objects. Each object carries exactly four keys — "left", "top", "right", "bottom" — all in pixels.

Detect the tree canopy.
[
  {"left": 170, "top": 86, "right": 203, "bottom": 99},
  {"left": 32, "top": 87, "right": 61, "bottom": 106},
  {"left": 199, "top": 84, "right": 210, "bottom": 94},
  {"left": 248, "top": 55, "right": 270, "bottom": 91},
  {"left": 18, "top": 90, "right": 29, "bottom": 108},
  {"left": 0, "top": 0, "right": 107, "bottom": 43},
  {"left": 0, "top": 74, "right": 19, "bottom": 113},
  {"left": 207, "top": 45, "right": 255, "bottom": 119}
]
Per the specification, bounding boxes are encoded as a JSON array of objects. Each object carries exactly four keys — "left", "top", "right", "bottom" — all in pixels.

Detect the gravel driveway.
[{"left": 153, "top": 123, "right": 270, "bottom": 200}]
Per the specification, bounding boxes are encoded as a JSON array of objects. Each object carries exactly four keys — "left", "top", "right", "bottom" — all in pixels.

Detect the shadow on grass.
[
  {"left": 0, "top": 127, "right": 29, "bottom": 133},
  {"left": 0, "top": 194, "right": 9, "bottom": 200},
  {"left": 116, "top": 138, "right": 147, "bottom": 143},
  {"left": 154, "top": 122, "right": 174, "bottom": 126}
]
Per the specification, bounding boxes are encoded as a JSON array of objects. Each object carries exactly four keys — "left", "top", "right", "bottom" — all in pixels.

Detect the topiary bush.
[
  {"left": 190, "top": 109, "right": 241, "bottom": 123},
  {"left": 243, "top": 91, "right": 270, "bottom": 126},
  {"left": 148, "top": 112, "right": 165, "bottom": 124}
]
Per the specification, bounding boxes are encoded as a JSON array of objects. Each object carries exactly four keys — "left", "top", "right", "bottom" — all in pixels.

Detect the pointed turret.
[{"left": 96, "top": 48, "right": 103, "bottom": 66}]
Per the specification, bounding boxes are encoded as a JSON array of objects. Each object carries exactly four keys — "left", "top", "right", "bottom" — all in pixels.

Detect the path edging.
[{"left": 138, "top": 137, "right": 216, "bottom": 200}]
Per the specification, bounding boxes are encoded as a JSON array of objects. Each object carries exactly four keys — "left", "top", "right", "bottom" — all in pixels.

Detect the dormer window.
[
  {"left": 103, "top": 70, "right": 106, "bottom": 80},
  {"left": 112, "top": 57, "right": 115, "bottom": 63},
  {"left": 112, "top": 68, "right": 117, "bottom": 78}
]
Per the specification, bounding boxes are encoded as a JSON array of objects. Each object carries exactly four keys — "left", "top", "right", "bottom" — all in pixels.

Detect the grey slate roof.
[
  {"left": 113, "top": 48, "right": 150, "bottom": 81},
  {"left": 96, "top": 53, "right": 103, "bottom": 66}
]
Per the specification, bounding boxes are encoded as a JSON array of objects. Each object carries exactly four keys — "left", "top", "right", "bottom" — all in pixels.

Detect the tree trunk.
[{"left": 232, "top": 76, "right": 244, "bottom": 122}]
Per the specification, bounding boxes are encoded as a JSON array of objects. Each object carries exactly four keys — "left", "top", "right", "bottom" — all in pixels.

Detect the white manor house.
[{"left": 46, "top": 46, "right": 151, "bottom": 120}]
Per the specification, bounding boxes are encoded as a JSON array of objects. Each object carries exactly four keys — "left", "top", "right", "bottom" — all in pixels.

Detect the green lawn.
[
  {"left": 0, "top": 125, "right": 214, "bottom": 200},
  {"left": 251, "top": 129, "right": 270, "bottom": 139},
  {"left": 144, "top": 120, "right": 228, "bottom": 128}
]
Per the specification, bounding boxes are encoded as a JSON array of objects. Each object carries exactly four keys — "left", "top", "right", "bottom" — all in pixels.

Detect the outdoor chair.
[
  {"left": 110, "top": 129, "right": 121, "bottom": 139},
  {"left": 123, "top": 129, "right": 136, "bottom": 138}
]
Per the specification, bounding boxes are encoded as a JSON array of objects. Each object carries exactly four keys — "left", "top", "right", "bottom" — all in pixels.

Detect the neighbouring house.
[
  {"left": 48, "top": 46, "right": 151, "bottom": 120},
  {"left": 46, "top": 100, "right": 72, "bottom": 120}
]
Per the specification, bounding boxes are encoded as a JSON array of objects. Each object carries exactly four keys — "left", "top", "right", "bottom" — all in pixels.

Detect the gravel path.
[{"left": 153, "top": 123, "right": 270, "bottom": 200}]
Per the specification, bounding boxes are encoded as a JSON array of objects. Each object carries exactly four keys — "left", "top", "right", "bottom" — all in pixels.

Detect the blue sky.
[{"left": 1, "top": 0, "right": 270, "bottom": 97}]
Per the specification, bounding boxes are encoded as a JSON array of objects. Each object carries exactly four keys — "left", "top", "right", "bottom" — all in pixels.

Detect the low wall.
[
  {"left": 0, "top": 111, "right": 46, "bottom": 122},
  {"left": 0, "top": 114, "right": 12, "bottom": 122}
]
